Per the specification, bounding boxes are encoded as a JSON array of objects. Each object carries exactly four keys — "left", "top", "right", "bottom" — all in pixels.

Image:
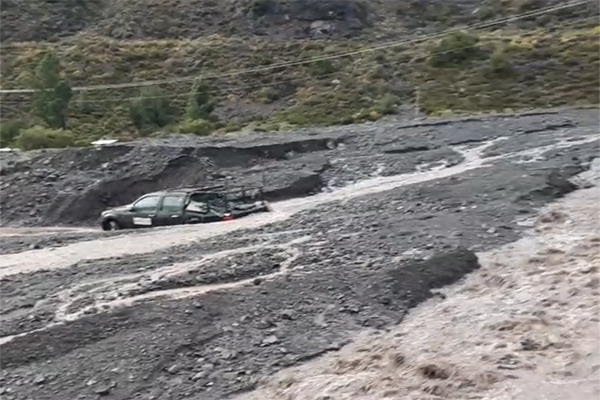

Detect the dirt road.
[{"left": 0, "top": 110, "right": 598, "bottom": 400}]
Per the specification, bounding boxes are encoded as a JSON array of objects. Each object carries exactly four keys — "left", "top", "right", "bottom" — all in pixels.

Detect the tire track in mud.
[{"left": 1, "top": 135, "right": 595, "bottom": 279}]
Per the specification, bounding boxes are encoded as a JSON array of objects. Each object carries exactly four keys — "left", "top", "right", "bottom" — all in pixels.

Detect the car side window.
[
  {"left": 185, "top": 200, "right": 208, "bottom": 214},
  {"left": 161, "top": 195, "right": 184, "bottom": 212},
  {"left": 133, "top": 195, "right": 159, "bottom": 212}
]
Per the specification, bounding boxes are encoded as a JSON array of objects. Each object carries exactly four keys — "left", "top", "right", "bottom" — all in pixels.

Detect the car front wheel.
[{"left": 102, "top": 219, "right": 120, "bottom": 231}]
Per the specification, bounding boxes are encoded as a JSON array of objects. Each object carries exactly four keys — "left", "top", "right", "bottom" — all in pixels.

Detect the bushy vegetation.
[
  {"left": 186, "top": 79, "right": 216, "bottom": 121},
  {"left": 177, "top": 118, "right": 215, "bottom": 136},
  {"left": 128, "top": 87, "right": 175, "bottom": 133},
  {"left": 0, "top": 119, "right": 27, "bottom": 147},
  {"left": 14, "top": 126, "right": 76, "bottom": 150},
  {"left": 428, "top": 31, "right": 486, "bottom": 67}
]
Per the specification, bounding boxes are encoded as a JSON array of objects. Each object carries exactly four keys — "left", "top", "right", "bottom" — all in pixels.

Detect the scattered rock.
[
  {"left": 166, "top": 364, "right": 181, "bottom": 374},
  {"left": 279, "top": 309, "right": 296, "bottom": 320},
  {"left": 191, "top": 371, "right": 209, "bottom": 381},
  {"left": 520, "top": 338, "right": 541, "bottom": 351},
  {"left": 261, "top": 335, "right": 280, "bottom": 346},
  {"left": 93, "top": 383, "right": 116, "bottom": 396},
  {"left": 418, "top": 364, "right": 451, "bottom": 380}
]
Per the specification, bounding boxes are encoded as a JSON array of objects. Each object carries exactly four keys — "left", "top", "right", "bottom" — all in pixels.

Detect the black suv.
[{"left": 99, "top": 185, "right": 271, "bottom": 231}]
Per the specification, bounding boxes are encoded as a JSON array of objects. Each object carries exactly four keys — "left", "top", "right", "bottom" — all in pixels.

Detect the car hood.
[{"left": 102, "top": 204, "right": 132, "bottom": 214}]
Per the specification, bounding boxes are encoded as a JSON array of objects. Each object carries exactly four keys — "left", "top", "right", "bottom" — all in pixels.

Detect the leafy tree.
[
  {"left": 15, "top": 126, "right": 76, "bottom": 150},
  {"left": 186, "top": 79, "right": 215, "bottom": 120},
  {"left": 29, "top": 52, "right": 73, "bottom": 129},
  {"left": 128, "top": 87, "right": 174, "bottom": 133}
]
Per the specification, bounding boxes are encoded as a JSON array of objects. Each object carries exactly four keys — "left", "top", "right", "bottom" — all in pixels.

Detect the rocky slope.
[
  {"left": 0, "top": 0, "right": 587, "bottom": 43},
  {"left": 0, "top": 109, "right": 598, "bottom": 400}
]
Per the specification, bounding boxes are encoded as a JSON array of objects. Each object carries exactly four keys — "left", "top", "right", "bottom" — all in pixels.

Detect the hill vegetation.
[{"left": 0, "top": 0, "right": 598, "bottom": 148}]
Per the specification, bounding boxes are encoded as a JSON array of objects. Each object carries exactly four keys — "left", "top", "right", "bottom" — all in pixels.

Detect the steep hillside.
[
  {"left": 2, "top": 0, "right": 588, "bottom": 43},
  {"left": 0, "top": 0, "right": 598, "bottom": 145}
]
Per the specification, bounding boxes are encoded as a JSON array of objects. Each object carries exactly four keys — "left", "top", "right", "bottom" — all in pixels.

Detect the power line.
[
  {"left": 0, "top": 15, "right": 595, "bottom": 108},
  {"left": 0, "top": 0, "right": 594, "bottom": 94}
]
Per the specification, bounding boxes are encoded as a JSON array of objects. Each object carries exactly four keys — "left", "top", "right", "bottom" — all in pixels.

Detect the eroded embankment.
[{"left": 0, "top": 135, "right": 340, "bottom": 227}]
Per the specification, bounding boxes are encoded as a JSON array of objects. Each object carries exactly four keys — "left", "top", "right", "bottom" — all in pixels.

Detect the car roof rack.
[{"left": 169, "top": 183, "right": 265, "bottom": 196}]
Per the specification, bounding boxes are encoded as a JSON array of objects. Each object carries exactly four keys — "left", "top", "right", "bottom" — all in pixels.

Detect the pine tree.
[{"left": 30, "top": 52, "right": 73, "bottom": 129}]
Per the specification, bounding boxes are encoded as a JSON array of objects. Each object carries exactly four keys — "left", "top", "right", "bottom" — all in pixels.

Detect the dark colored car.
[{"left": 99, "top": 185, "right": 271, "bottom": 231}]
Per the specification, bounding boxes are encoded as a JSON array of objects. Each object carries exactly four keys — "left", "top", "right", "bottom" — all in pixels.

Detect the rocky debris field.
[
  {"left": 236, "top": 174, "right": 600, "bottom": 400},
  {"left": 0, "top": 109, "right": 598, "bottom": 400}
]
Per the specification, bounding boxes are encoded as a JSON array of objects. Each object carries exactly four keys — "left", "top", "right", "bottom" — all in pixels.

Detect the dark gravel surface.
[{"left": 0, "top": 109, "right": 598, "bottom": 400}]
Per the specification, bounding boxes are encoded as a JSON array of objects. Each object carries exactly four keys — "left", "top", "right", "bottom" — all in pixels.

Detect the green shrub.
[
  {"left": 129, "top": 87, "right": 175, "bottom": 133},
  {"left": 15, "top": 126, "right": 76, "bottom": 150},
  {"left": 0, "top": 119, "right": 27, "bottom": 147},
  {"left": 374, "top": 93, "right": 400, "bottom": 115},
  {"left": 255, "top": 86, "right": 280, "bottom": 104},
  {"left": 488, "top": 51, "right": 513, "bottom": 74},
  {"left": 186, "top": 79, "right": 215, "bottom": 120},
  {"left": 308, "top": 59, "right": 336, "bottom": 77},
  {"left": 429, "top": 31, "right": 483, "bottom": 67},
  {"left": 224, "top": 121, "right": 243, "bottom": 133},
  {"left": 178, "top": 118, "right": 214, "bottom": 136},
  {"left": 75, "top": 91, "right": 94, "bottom": 115}
]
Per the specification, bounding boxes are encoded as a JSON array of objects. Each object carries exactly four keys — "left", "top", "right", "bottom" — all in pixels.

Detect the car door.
[
  {"left": 130, "top": 195, "right": 161, "bottom": 228},
  {"left": 155, "top": 194, "right": 185, "bottom": 226}
]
